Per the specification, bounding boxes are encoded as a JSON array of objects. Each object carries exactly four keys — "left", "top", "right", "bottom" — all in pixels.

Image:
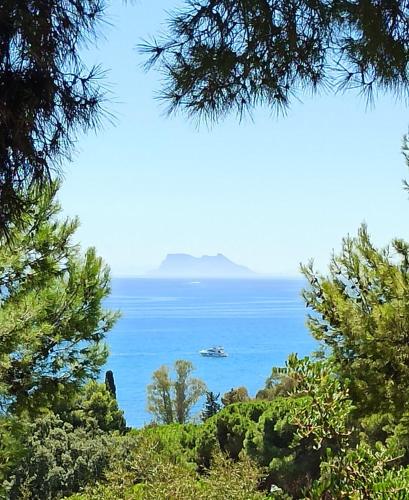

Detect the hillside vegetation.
[{"left": 5, "top": 211, "right": 409, "bottom": 497}]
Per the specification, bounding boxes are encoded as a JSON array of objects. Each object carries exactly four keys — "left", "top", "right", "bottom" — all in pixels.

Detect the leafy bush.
[
  {"left": 67, "top": 433, "right": 265, "bottom": 500},
  {"left": 307, "top": 442, "right": 407, "bottom": 499},
  {"left": 136, "top": 423, "right": 199, "bottom": 466},
  {"left": 0, "top": 417, "right": 27, "bottom": 498},
  {"left": 192, "top": 355, "right": 355, "bottom": 496},
  {"left": 256, "top": 366, "right": 297, "bottom": 401},
  {"left": 4, "top": 413, "right": 113, "bottom": 500},
  {"left": 221, "top": 387, "right": 250, "bottom": 406},
  {"left": 194, "top": 401, "right": 270, "bottom": 467}
]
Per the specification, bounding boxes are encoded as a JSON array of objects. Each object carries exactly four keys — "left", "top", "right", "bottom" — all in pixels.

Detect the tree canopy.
[
  {"left": 302, "top": 224, "right": 409, "bottom": 418},
  {"left": 142, "top": 0, "right": 409, "bottom": 121},
  {"left": 0, "top": 0, "right": 107, "bottom": 234},
  {"left": 0, "top": 182, "right": 118, "bottom": 416},
  {"left": 147, "top": 360, "right": 206, "bottom": 424}
]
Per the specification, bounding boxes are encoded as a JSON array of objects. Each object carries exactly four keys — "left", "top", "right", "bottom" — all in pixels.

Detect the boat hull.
[{"left": 199, "top": 351, "right": 227, "bottom": 358}]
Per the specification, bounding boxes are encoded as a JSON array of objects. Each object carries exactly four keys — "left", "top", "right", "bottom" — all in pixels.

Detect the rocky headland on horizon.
[{"left": 148, "top": 253, "right": 257, "bottom": 278}]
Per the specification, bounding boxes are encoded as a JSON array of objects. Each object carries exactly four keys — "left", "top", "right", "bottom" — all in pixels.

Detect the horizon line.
[{"left": 110, "top": 273, "right": 305, "bottom": 279}]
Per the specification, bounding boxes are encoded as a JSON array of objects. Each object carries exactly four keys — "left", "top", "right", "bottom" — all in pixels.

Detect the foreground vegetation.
[
  {"left": 5, "top": 180, "right": 409, "bottom": 497},
  {"left": 3, "top": 1, "right": 409, "bottom": 498},
  {"left": 63, "top": 355, "right": 409, "bottom": 498}
]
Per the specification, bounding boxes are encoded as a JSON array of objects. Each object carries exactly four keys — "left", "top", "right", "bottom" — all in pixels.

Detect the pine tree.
[
  {"left": 302, "top": 224, "right": 409, "bottom": 418},
  {"left": 0, "top": 182, "right": 118, "bottom": 416},
  {"left": 142, "top": 1, "right": 409, "bottom": 121},
  {"left": 0, "top": 1, "right": 107, "bottom": 234}
]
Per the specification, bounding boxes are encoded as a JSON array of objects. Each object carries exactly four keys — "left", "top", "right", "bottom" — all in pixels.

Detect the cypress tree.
[
  {"left": 201, "top": 391, "right": 221, "bottom": 421},
  {"left": 105, "top": 370, "right": 117, "bottom": 399}
]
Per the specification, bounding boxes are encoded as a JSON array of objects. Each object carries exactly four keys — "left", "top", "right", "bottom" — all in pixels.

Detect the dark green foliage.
[
  {"left": 193, "top": 397, "right": 322, "bottom": 495},
  {"left": 201, "top": 391, "right": 221, "bottom": 421},
  {"left": 244, "top": 401, "right": 297, "bottom": 467},
  {"left": 302, "top": 224, "right": 409, "bottom": 418},
  {"left": 4, "top": 413, "right": 113, "bottom": 500},
  {"left": 105, "top": 370, "right": 117, "bottom": 399},
  {"left": 137, "top": 423, "right": 199, "bottom": 467},
  {"left": 69, "top": 382, "right": 126, "bottom": 434},
  {"left": 208, "top": 402, "right": 269, "bottom": 460},
  {"left": 245, "top": 399, "right": 312, "bottom": 495},
  {"left": 193, "top": 401, "right": 270, "bottom": 469},
  {"left": 358, "top": 412, "right": 397, "bottom": 450},
  {"left": 0, "top": 0, "right": 107, "bottom": 233},
  {"left": 192, "top": 356, "right": 354, "bottom": 496},
  {"left": 0, "top": 183, "right": 121, "bottom": 497},
  {"left": 0, "top": 383, "right": 125, "bottom": 498},
  {"left": 59, "top": 367, "right": 353, "bottom": 498},
  {"left": 142, "top": 1, "right": 409, "bottom": 121},
  {"left": 221, "top": 386, "right": 250, "bottom": 406}
]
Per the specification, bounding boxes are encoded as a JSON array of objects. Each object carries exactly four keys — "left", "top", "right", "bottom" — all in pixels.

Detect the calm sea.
[{"left": 103, "top": 278, "right": 316, "bottom": 427}]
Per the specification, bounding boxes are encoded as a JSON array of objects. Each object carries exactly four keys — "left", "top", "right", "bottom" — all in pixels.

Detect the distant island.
[{"left": 148, "top": 253, "right": 257, "bottom": 278}]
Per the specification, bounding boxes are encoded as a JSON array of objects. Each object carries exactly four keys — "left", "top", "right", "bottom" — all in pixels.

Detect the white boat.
[{"left": 199, "top": 346, "right": 228, "bottom": 358}]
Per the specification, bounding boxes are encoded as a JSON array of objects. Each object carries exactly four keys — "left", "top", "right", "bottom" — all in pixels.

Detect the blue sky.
[{"left": 60, "top": 1, "right": 409, "bottom": 276}]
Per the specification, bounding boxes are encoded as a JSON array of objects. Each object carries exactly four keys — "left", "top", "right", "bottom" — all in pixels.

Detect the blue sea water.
[{"left": 103, "top": 278, "right": 316, "bottom": 428}]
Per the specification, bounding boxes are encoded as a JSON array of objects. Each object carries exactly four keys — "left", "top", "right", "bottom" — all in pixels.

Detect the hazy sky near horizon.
[{"left": 60, "top": 1, "right": 409, "bottom": 277}]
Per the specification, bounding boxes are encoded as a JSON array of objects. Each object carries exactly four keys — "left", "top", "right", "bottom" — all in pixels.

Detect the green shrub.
[
  {"left": 307, "top": 442, "right": 406, "bottom": 499},
  {"left": 194, "top": 401, "right": 270, "bottom": 467},
  {"left": 0, "top": 417, "right": 27, "bottom": 498},
  {"left": 137, "top": 423, "right": 199, "bottom": 466},
  {"left": 221, "top": 387, "right": 250, "bottom": 406},
  {"left": 67, "top": 438, "right": 265, "bottom": 500},
  {"left": 4, "top": 413, "right": 113, "bottom": 500},
  {"left": 69, "top": 381, "right": 126, "bottom": 433}
]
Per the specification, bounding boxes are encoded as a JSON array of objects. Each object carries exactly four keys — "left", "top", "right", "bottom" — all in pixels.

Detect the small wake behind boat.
[{"left": 199, "top": 346, "right": 228, "bottom": 358}]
